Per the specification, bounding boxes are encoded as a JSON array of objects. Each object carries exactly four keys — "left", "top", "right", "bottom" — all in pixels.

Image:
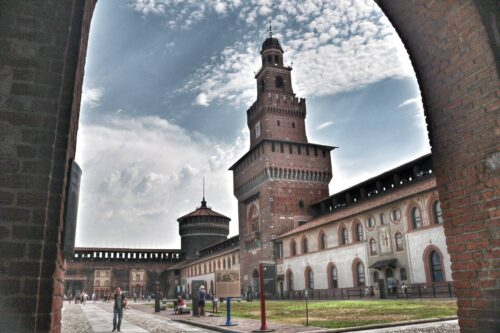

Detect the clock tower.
[{"left": 230, "top": 31, "right": 335, "bottom": 294}]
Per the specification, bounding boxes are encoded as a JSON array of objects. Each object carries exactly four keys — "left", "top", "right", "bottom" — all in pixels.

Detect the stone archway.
[{"left": 0, "top": 1, "right": 497, "bottom": 332}]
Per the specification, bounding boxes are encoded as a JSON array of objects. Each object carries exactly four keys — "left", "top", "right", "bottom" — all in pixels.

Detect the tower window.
[
  {"left": 306, "top": 147, "right": 310, "bottom": 156},
  {"left": 289, "top": 144, "right": 293, "bottom": 154},
  {"left": 280, "top": 143, "right": 284, "bottom": 153},
  {"left": 276, "top": 76, "right": 284, "bottom": 88},
  {"left": 292, "top": 122, "right": 295, "bottom": 128},
  {"left": 277, "top": 120, "right": 280, "bottom": 126},
  {"left": 274, "top": 55, "right": 279, "bottom": 65},
  {"left": 272, "top": 143, "right": 275, "bottom": 152},
  {"left": 298, "top": 200, "right": 304, "bottom": 208},
  {"left": 267, "top": 55, "right": 272, "bottom": 64}
]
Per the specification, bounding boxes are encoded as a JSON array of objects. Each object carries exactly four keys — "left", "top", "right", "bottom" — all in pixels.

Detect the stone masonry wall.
[{"left": 0, "top": 1, "right": 96, "bottom": 332}]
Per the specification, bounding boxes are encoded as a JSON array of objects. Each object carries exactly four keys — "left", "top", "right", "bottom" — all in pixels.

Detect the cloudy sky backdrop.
[{"left": 75, "top": 0, "right": 430, "bottom": 249}]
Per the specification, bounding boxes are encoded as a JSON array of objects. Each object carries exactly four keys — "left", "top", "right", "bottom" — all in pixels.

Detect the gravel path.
[{"left": 62, "top": 304, "right": 93, "bottom": 333}]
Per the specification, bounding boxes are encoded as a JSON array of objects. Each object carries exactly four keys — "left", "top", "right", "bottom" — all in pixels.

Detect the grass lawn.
[{"left": 218, "top": 299, "right": 457, "bottom": 329}]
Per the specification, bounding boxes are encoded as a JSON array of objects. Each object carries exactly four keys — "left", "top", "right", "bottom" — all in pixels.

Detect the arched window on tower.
[
  {"left": 248, "top": 204, "right": 259, "bottom": 232},
  {"left": 395, "top": 233, "right": 404, "bottom": 251},
  {"left": 370, "top": 238, "right": 378, "bottom": 255},
  {"left": 275, "top": 76, "right": 284, "bottom": 88}
]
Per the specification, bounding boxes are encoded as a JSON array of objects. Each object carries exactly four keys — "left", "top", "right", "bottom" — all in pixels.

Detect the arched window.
[
  {"left": 228, "top": 257, "right": 231, "bottom": 269},
  {"left": 302, "top": 237, "right": 308, "bottom": 254},
  {"left": 329, "top": 264, "right": 338, "bottom": 289},
  {"left": 367, "top": 216, "right": 375, "bottom": 228},
  {"left": 104, "top": 280, "right": 109, "bottom": 287},
  {"left": 356, "top": 262, "right": 365, "bottom": 287},
  {"left": 275, "top": 75, "right": 284, "bottom": 88},
  {"left": 395, "top": 233, "right": 404, "bottom": 251},
  {"left": 95, "top": 271, "right": 101, "bottom": 277},
  {"left": 400, "top": 268, "right": 407, "bottom": 280},
  {"left": 318, "top": 231, "right": 327, "bottom": 250},
  {"left": 373, "top": 271, "right": 379, "bottom": 282},
  {"left": 355, "top": 223, "right": 363, "bottom": 242},
  {"left": 370, "top": 238, "right": 378, "bottom": 255},
  {"left": 290, "top": 239, "right": 297, "bottom": 256},
  {"left": 305, "top": 267, "right": 314, "bottom": 290},
  {"left": 274, "top": 55, "right": 280, "bottom": 65},
  {"left": 95, "top": 280, "right": 100, "bottom": 287},
  {"left": 287, "top": 270, "right": 294, "bottom": 291},
  {"left": 341, "top": 227, "right": 348, "bottom": 245},
  {"left": 430, "top": 251, "right": 444, "bottom": 282},
  {"left": 267, "top": 55, "right": 272, "bottom": 64},
  {"left": 433, "top": 201, "right": 443, "bottom": 224},
  {"left": 248, "top": 204, "right": 259, "bottom": 232},
  {"left": 232, "top": 253, "right": 236, "bottom": 265},
  {"left": 412, "top": 207, "right": 422, "bottom": 229}
]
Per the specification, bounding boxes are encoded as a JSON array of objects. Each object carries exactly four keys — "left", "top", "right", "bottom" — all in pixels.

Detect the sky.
[{"left": 75, "top": 0, "right": 431, "bottom": 249}]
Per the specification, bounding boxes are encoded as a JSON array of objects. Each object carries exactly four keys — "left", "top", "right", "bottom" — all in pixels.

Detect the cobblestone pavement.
[
  {"left": 62, "top": 303, "right": 217, "bottom": 332},
  {"left": 61, "top": 303, "right": 93, "bottom": 333}
]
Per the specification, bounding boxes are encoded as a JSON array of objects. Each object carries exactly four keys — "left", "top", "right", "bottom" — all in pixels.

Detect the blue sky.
[{"left": 75, "top": 0, "right": 430, "bottom": 249}]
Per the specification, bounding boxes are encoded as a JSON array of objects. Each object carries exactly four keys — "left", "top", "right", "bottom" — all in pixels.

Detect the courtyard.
[{"left": 62, "top": 299, "right": 458, "bottom": 333}]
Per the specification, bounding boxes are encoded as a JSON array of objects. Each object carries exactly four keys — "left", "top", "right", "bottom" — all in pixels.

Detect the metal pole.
[
  {"left": 305, "top": 292, "right": 309, "bottom": 326},
  {"left": 259, "top": 263, "right": 269, "bottom": 331},
  {"left": 225, "top": 297, "right": 233, "bottom": 326}
]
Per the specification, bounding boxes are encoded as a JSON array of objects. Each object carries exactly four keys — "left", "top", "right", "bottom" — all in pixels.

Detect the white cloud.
[
  {"left": 81, "top": 86, "right": 104, "bottom": 109},
  {"left": 398, "top": 97, "right": 420, "bottom": 108},
  {"left": 163, "top": 0, "right": 415, "bottom": 107},
  {"left": 317, "top": 121, "right": 334, "bottom": 130},
  {"left": 195, "top": 92, "right": 210, "bottom": 106},
  {"left": 75, "top": 115, "right": 247, "bottom": 248}
]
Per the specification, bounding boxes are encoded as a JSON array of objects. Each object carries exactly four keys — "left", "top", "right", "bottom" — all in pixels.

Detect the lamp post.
[{"left": 304, "top": 289, "right": 309, "bottom": 326}]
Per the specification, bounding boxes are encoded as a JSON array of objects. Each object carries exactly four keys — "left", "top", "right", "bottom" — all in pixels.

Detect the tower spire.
[
  {"left": 268, "top": 21, "right": 272, "bottom": 38},
  {"left": 201, "top": 177, "right": 207, "bottom": 207}
]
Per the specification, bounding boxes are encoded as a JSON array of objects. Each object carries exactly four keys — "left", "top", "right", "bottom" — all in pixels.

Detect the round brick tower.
[{"left": 177, "top": 197, "right": 230, "bottom": 259}]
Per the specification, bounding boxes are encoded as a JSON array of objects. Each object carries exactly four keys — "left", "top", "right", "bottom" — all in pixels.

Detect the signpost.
[
  {"left": 215, "top": 270, "right": 240, "bottom": 326},
  {"left": 252, "top": 263, "right": 274, "bottom": 332}
]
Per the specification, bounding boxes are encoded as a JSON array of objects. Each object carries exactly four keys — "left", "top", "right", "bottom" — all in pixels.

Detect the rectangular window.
[
  {"left": 298, "top": 145, "right": 301, "bottom": 155},
  {"left": 280, "top": 143, "right": 284, "bottom": 153},
  {"left": 255, "top": 121, "right": 261, "bottom": 138},
  {"left": 289, "top": 144, "right": 293, "bottom": 154},
  {"left": 306, "top": 147, "right": 310, "bottom": 156},
  {"left": 272, "top": 143, "right": 275, "bottom": 152},
  {"left": 314, "top": 147, "right": 318, "bottom": 156},
  {"left": 322, "top": 150, "right": 326, "bottom": 158}
]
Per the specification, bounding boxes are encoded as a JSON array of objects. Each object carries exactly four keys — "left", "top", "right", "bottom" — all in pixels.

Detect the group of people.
[{"left": 67, "top": 291, "right": 88, "bottom": 304}]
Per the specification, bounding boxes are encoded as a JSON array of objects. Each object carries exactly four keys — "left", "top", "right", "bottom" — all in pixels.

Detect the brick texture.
[
  {"left": 0, "top": 1, "right": 96, "bottom": 332},
  {"left": 376, "top": 1, "right": 499, "bottom": 332}
]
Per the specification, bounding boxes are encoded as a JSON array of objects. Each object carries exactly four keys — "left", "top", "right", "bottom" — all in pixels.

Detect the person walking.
[
  {"left": 198, "top": 285, "right": 206, "bottom": 317},
  {"left": 112, "top": 287, "right": 127, "bottom": 332}
]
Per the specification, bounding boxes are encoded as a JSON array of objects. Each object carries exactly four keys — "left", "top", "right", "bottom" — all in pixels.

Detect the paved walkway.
[
  {"left": 81, "top": 305, "right": 147, "bottom": 333},
  {"left": 78, "top": 304, "right": 216, "bottom": 333}
]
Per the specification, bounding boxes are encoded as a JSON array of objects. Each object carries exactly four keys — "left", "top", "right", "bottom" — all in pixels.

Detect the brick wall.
[
  {"left": 0, "top": 1, "right": 96, "bottom": 332},
  {"left": 376, "top": 1, "right": 499, "bottom": 332}
]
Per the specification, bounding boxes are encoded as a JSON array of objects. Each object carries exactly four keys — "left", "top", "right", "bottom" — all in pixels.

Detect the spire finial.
[
  {"left": 201, "top": 177, "right": 207, "bottom": 207},
  {"left": 268, "top": 21, "right": 272, "bottom": 38}
]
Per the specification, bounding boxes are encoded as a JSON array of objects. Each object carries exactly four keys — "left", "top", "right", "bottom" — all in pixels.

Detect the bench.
[{"left": 173, "top": 300, "right": 191, "bottom": 314}]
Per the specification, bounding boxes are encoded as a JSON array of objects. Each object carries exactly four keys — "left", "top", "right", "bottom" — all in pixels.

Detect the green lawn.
[{"left": 218, "top": 299, "right": 457, "bottom": 329}]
